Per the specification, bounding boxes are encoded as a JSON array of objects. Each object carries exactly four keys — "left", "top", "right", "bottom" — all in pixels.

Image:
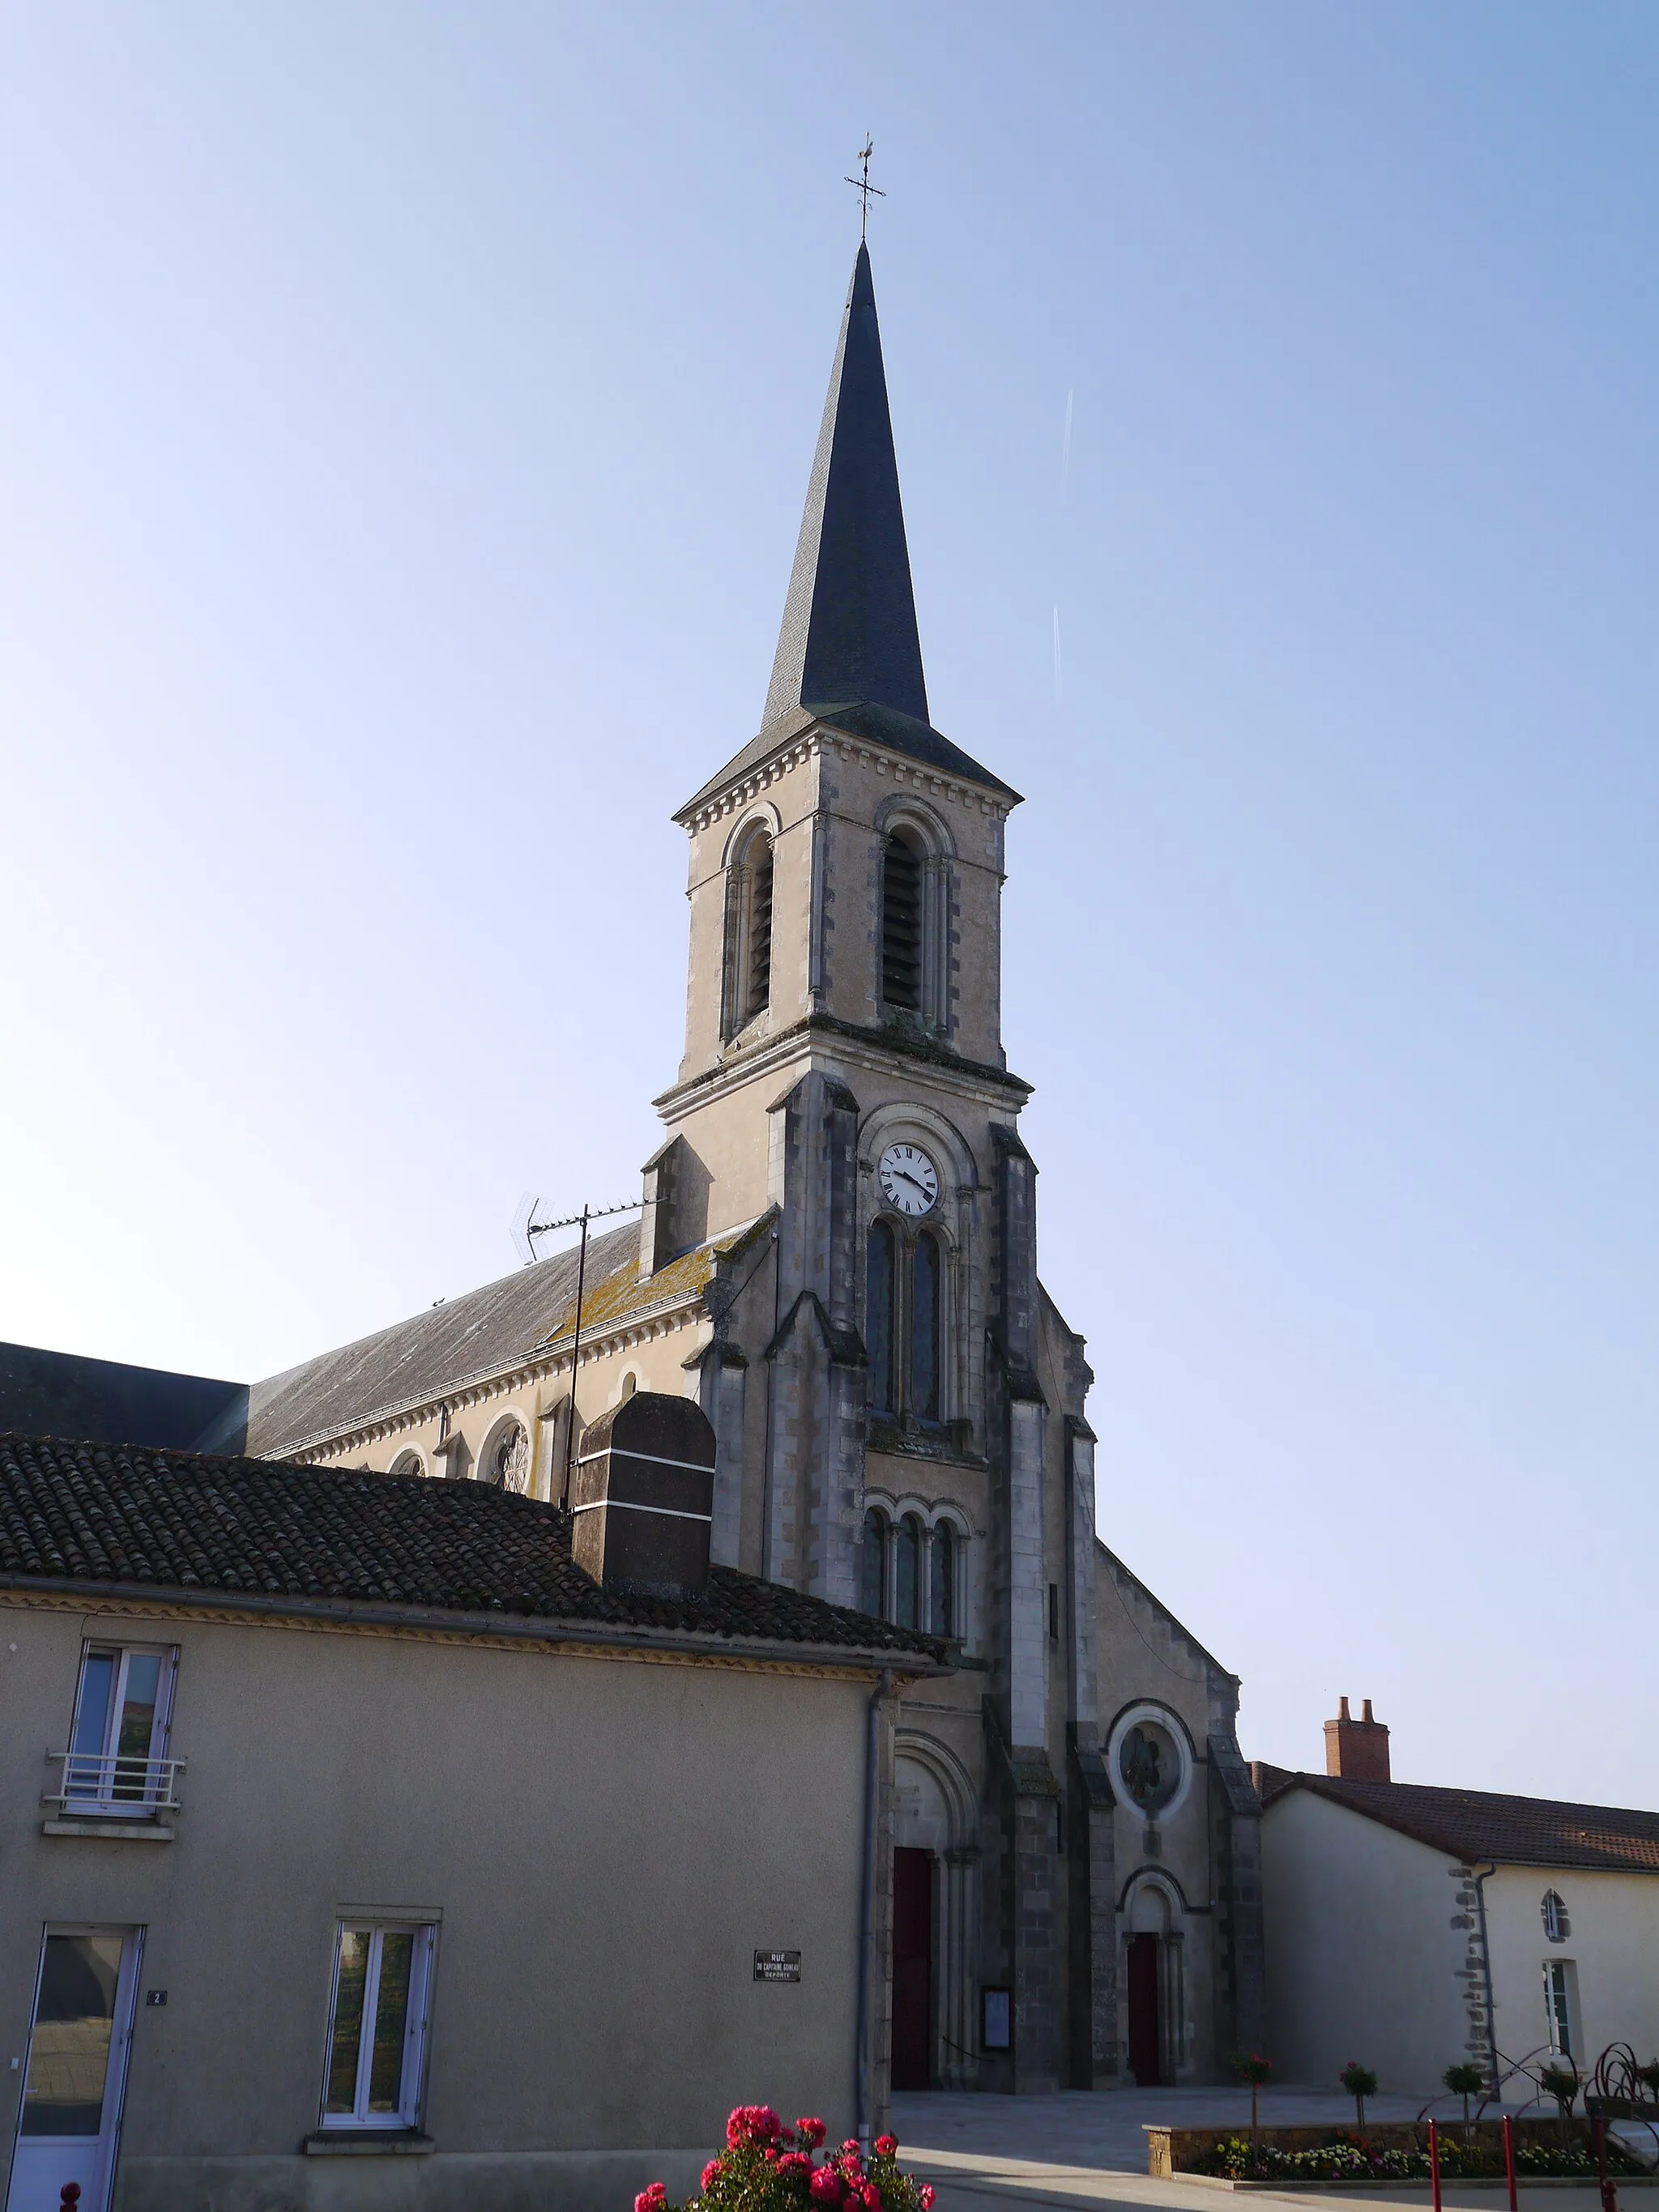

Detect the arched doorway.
[
  {"left": 1122, "top": 1873, "right": 1186, "bottom": 2086},
  {"left": 892, "top": 1733, "right": 979, "bottom": 2090}
]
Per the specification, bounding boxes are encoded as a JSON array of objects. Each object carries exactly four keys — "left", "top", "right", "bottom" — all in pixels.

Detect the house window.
[
  {"left": 388, "top": 1450, "right": 424, "bottom": 1481},
  {"left": 930, "top": 1522, "right": 956, "bottom": 1638},
  {"left": 881, "top": 832, "right": 923, "bottom": 1010},
  {"left": 894, "top": 1514, "right": 923, "bottom": 1630},
  {"left": 910, "top": 1232, "right": 941, "bottom": 1421},
  {"left": 1541, "top": 1890, "right": 1571, "bottom": 1943},
  {"left": 59, "top": 1644, "right": 177, "bottom": 1813},
  {"left": 867, "top": 1221, "right": 896, "bottom": 1415},
  {"left": 859, "top": 1509, "right": 887, "bottom": 1618},
  {"left": 322, "top": 1924, "right": 435, "bottom": 2129},
  {"left": 1544, "top": 1958, "right": 1578, "bottom": 2061}
]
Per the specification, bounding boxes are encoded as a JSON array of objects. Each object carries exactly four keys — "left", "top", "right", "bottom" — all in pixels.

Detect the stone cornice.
[
  {"left": 676, "top": 721, "right": 1013, "bottom": 838},
  {"left": 654, "top": 1014, "right": 1033, "bottom": 1123}
]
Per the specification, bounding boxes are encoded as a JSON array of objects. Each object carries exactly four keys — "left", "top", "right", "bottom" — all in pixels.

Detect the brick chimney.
[
  {"left": 571, "top": 1391, "right": 715, "bottom": 1600},
  {"left": 1324, "top": 1696, "right": 1391, "bottom": 1782}
]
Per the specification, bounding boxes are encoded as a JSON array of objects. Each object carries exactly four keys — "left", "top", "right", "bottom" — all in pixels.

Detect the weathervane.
[{"left": 844, "top": 137, "right": 885, "bottom": 241}]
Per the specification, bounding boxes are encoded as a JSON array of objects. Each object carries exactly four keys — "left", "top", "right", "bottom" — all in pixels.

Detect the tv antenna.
[{"left": 511, "top": 1195, "right": 642, "bottom": 1506}]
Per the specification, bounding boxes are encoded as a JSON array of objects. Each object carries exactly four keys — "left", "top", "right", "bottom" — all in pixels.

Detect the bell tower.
[{"left": 665, "top": 244, "right": 1021, "bottom": 1198}]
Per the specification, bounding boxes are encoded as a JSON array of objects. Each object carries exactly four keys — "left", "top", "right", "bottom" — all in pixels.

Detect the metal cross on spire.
[{"left": 844, "top": 137, "right": 885, "bottom": 241}]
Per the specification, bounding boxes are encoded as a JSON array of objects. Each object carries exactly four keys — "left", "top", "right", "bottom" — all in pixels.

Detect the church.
[{"left": 4, "top": 243, "right": 1267, "bottom": 2095}]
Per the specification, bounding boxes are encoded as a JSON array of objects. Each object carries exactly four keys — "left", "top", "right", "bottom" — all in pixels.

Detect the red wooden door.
[
  {"left": 891, "top": 1848, "right": 933, "bottom": 2091},
  {"left": 1126, "top": 1933, "right": 1160, "bottom": 2086}
]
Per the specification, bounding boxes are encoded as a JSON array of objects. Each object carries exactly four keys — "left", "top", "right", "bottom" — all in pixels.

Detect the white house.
[{"left": 1257, "top": 1702, "right": 1659, "bottom": 2100}]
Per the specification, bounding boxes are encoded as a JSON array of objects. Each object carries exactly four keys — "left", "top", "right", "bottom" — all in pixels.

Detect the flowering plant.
[{"left": 638, "top": 2110, "right": 935, "bottom": 2212}]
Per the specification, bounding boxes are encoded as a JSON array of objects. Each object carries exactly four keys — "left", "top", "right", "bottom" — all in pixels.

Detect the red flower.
[
  {"left": 795, "top": 2120, "right": 828, "bottom": 2152},
  {"left": 919, "top": 2189, "right": 935, "bottom": 2210},
  {"left": 637, "top": 2188, "right": 668, "bottom": 2212},
  {"left": 701, "top": 2162, "right": 720, "bottom": 2191},
  {"left": 875, "top": 2138, "right": 897, "bottom": 2159},
  {"left": 809, "top": 2167, "right": 844, "bottom": 2206},
  {"left": 778, "top": 2154, "right": 812, "bottom": 2180},
  {"left": 727, "top": 2107, "right": 783, "bottom": 2150},
  {"left": 860, "top": 2184, "right": 881, "bottom": 2210}
]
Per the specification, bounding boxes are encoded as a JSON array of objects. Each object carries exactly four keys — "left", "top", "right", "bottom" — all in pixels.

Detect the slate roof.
[
  {"left": 244, "top": 1221, "right": 761, "bottom": 1460},
  {"left": 679, "top": 245, "right": 1019, "bottom": 821},
  {"left": 0, "top": 1433, "right": 949, "bottom": 1660},
  {"left": 766, "top": 242, "right": 931, "bottom": 730},
  {"left": 1259, "top": 1769, "right": 1659, "bottom": 1876}
]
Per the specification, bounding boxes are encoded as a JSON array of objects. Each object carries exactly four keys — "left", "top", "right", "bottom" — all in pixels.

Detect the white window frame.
[
  {"left": 1543, "top": 1956, "right": 1580, "bottom": 2061},
  {"left": 319, "top": 1922, "right": 436, "bottom": 2131},
  {"left": 1541, "top": 1889, "right": 1571, "bottom": 1943},
  {"left": 58, "top": 1643, "right": 179, "bottom": 1816}
]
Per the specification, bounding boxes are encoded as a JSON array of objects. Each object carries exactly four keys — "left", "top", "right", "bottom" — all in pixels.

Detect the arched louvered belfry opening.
[
  {"left": 744, "top": 834, "right": 774, "bottom": 1019},
  {"left": 881, "top": 829, "right": 923, "bottom": 1011},
  {"left": 723, "top": 820, "right": 775, "bottom": 1037}
]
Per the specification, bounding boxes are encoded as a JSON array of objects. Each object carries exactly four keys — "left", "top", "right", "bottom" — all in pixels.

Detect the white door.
[{"left": 5, "top": 1929, "right": 142, "bottom": 2212}]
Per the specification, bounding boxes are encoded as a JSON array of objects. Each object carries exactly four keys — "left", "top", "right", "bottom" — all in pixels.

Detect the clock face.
[{"left": 879, "top": 1143, "right": 939, "bottom": 1217}]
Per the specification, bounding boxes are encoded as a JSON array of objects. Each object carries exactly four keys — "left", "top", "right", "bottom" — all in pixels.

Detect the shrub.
[{"left": 638, "top": 2110, "right": 935, "bottom": 2212}]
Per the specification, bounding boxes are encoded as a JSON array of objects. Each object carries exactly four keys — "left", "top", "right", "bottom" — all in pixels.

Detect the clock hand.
[{"left": 893, "top": 1168, "right": 933, "bottom": 1197}]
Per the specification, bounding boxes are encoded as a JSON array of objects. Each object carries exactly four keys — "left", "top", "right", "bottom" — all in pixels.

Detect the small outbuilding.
[
  {"left": 0, "top": 1411, "right": 947, "bottom": 2212},
  {"left": 1257, "top": 1701, "right": 1659, "bottom": 2099}
]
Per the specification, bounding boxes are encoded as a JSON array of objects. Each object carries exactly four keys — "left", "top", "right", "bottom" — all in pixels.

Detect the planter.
[{"left": 1145, "top": 2120, "right": 1653, "bottom": 2184}]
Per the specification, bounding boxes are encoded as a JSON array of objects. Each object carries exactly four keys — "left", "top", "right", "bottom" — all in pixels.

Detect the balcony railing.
[{"left": 46, "top": 1751, "right": 186, "bottom": 1813}]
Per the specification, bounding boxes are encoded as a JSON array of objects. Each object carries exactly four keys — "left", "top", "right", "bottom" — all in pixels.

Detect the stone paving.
[{"left": 888, "top": 2087, "right": 1621, "bottom": 2212}]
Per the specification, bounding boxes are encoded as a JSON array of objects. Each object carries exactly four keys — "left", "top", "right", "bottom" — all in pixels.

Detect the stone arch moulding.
[
  {"left": 873, "top": 791, "right": 957, "bottom": 860},
  {"left": 893, "top": 1728, "right": 981, "bottom": 2089},
  {"left": 893, "top": 1728, "right": 979, "bottom": 1849},
  {"left": 478, "top": 1409, "right": 533, "bottom": 1494},
  {"left": 1106, "top": 1701, "right": 1197, "bottom": 1829},
  {"left": 388, "top": 1447, "right": 425, "bottom": 1481},
  {"left": 719, "top": 799, "right": 784, "bottom": 871},
  {"left": 1118, "top": 1864, "right": 1190, "bottom": 1920},
  {"left": 859, "top": 1100, "right": 977, "bottom": 1196}
]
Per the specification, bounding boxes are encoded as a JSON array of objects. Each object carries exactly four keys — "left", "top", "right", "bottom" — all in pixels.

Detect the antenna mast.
[{"left": 522, "top": 1197, "right": 641, "bottom": 1507}]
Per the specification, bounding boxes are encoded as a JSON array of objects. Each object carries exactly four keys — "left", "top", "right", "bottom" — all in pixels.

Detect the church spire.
[{"left": 762, "top": 243, "right": 930, "bottom": 731}]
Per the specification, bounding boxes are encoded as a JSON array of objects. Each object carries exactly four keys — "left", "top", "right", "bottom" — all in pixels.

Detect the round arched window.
[
  {"left": 859, "top": 1509, "right": 887, "bottom": 1618},
  {"left": 486, "top": 1421, "right": 530, "bottom": 1492},
  {"left": 1542, "top": 1890, "right": 1571, "bottom": 1943},
  {"left": 1107, "top": 1705, "right": 1192, "bottom": 1822},
  {"left": 895, "top": 1513, "right": 923, "bottom": 1630},
  {"left": 388, "top": 1450, "right": 424, "bottom": 1481}
]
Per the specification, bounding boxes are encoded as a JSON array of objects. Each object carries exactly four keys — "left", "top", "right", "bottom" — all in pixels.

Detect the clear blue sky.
[{"left": 2, "top": 5, "right": 1655, "bottom": 1800}]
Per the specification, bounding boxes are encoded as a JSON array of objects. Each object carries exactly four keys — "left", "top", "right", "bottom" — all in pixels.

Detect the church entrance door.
[
  {"left": 891, "top": 1848, "right": 933, "bottom": 2091},
  {"left": 1126, "top": 1933, "right": 1160, "bottom": 2086}
]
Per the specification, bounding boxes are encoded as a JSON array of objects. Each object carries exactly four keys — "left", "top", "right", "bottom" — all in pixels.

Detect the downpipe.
[
  {"left": 1472, "top": 1862, "right": 1500, "bottom": 2098},
  {"left": 855, "top": 1668, "right": 893, "bottom": 2152}
]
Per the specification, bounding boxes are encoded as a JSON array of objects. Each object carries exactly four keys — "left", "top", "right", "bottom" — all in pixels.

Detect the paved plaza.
[{"left": 889, "top": 2087, "right": 1627, "bottom": 2212}]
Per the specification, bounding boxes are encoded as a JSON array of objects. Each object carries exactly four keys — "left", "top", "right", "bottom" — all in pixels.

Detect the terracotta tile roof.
[
  {"left": 245, "top": 1220, "right": 766, "bottom": 1460},
  {"left": 1261, "top": 1770, "right": 1659, "bottom": 1876},
  {"left": 0, "top": 1434, "right": 948, "bottom": 1661}
]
